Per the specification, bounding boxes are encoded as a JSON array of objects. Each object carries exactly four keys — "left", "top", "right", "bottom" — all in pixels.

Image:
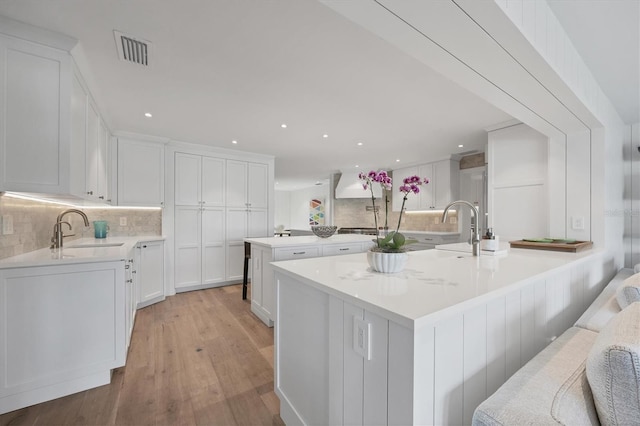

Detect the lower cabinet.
[
  {"left": 402, "top": 233, "right": 461, "bottom": 251},
  {"left": 0, "top": 261, "right": 126, "bottom": 415},
  {"left": 136, "top": 240, "right": 165, "bottom": 308}
]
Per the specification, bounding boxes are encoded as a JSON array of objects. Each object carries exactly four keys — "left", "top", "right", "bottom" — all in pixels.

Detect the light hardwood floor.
[{"left": 0, "top": 284, "right": 283, "bottom": 426}]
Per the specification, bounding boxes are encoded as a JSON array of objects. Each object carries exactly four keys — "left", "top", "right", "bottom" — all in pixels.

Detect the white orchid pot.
[{"left": 367, "top": 250, "right": 409, "bottom": 274}]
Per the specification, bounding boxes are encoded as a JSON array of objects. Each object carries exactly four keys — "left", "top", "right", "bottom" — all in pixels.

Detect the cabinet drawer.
[
  {"left": 322, "top": 243, "right": 366, "bottom": 257},
  {"left": 274, "top": 247, "right": 320, "bottom": 261}
]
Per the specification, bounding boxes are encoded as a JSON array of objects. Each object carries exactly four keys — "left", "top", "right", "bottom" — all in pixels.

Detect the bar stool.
[{"left": 242, "top": 241, "right": 251, "bottom": 300}]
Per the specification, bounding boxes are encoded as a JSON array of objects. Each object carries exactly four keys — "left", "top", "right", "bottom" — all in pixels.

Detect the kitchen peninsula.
[{"left": 272, "top": 247, "right": 609, "bottom": 425}]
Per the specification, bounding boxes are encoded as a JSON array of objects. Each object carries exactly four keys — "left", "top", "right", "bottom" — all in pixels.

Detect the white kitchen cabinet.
[
  {"left": 174, "top": 153, "right": 227, "bottom": 291},
  {"left": 136, "top": 240, "right": 165, "bottom": 308},
  {"left": 392, "top": 160, "right": 459, "bottom": 212},
  {"left": 116, "top": 138, "right": 165, "bottom": 207},
  {"left": 0, "top": 34, "right": 73, "bottom": 195},
  {"left": 0, "top": 261, "right": 126, "bottom": 415},
  {"left": 226, "top": 160, "right": 269, "bottom": 209},
  {"left": 124, "top": 255, "right": 136, "bottom": 349}
]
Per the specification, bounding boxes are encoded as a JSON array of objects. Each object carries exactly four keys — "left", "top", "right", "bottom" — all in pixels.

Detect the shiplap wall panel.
[
  {"left": 363, "top": 311, "right": 388, "bottom": 426},
  {"left": 520, "top": 284, "right": 537, "bottom": 365},
  {"left": 343, "top": 303, "right": 364, "bottom": 426},
  {"left": 328, "top": 296, "right": 344, "bottom": 426},
  {"left": 534, "top": 279, "right": 548, "bottom": 353},
  {"left": 434, "top": 316, "right": 464, "bottom": 426},
  {"left": 412, "top": 324, "right": 435, "bottom": 425},
  {"left": 463, "top": 305, "right": 487, "bottom": 426},
  {"left": 486, "top": 298, "right": 507, "bottom": 397},
  {"left": 388, "top": 323, "right": 415, "bottom": 426},
  {"left": 505, "top": 291, "right": 522, "bottom": 378}
]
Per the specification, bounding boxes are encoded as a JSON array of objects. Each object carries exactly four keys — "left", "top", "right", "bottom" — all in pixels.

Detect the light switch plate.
[
  {"left": 353, "top": 317, "right": 371, "bottom": 360},
  {"left": 571, "top": 216, "right": 584, "bottom": 230}
]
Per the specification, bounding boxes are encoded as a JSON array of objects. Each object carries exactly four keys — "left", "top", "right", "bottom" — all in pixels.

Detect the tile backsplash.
[
  {"left": 0, "top": 194, "right": 162, "bottom": 260},
  {"left": 333, "top": 197, "right": 458, "bottom": 232}
]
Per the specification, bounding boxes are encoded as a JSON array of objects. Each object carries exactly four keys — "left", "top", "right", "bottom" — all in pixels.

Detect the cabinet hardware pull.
[
  {"left": 142, "top": 245, "right": 147, "bottom": 248},
  {"left": 126, "top": 279, "right": 133, "bottom": 283},
  {"left": 99, "top": 196, "right": 104, "bottom": 199},
  {"left": 125, "top": 264, "right": 130, "bottom": 269},
  {"left": 293, "top": 251, "right": 306, "bottom": 255},
  {"left": 107, "top": 199, "right": 112, "bottom": 202},
  {"left": 339, "top": 248, "right": 349, "bottom": 251},
  {"left": 87, "top": 191, "right": 93, "bottom": 195}
]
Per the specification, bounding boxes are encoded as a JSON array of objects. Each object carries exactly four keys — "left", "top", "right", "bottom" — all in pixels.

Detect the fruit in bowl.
[{"left": 311, "top": 225, "right": 337, "bottom": 238}]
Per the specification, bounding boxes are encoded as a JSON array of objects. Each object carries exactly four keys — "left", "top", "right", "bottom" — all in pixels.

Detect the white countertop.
[
  {"left": 401, "top": 231, "right": 460, "bottom": 236},
  {"left": 0, "top": 236, "right": 165, "bottom": 269},
  {"left": 271, "top": 247, "right": 599, "bottom": 329},
  {"left": 245, "top": 234, "right": 375, "bottom": 248}
]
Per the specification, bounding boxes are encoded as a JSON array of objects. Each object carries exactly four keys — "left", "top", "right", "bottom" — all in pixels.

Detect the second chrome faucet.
[{"left": 51, "top": 209, "right": 90, "bottom": 249}]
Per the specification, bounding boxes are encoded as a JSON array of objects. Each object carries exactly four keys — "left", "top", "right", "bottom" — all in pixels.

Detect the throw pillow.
[
  {"left": 586, "top": 302, "right": 640, "bottom": 426},
  {"left": 615, "top": 272, "right": 640, "bottom": 309}
]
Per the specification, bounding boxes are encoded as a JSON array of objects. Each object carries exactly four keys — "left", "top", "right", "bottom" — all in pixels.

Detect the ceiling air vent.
[{"left": 114, "top": 30, "right": 151, "bottom": 67}]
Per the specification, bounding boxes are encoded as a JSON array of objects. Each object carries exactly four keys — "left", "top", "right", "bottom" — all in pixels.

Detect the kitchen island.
[
  {"left": 244, "top": 234, "right": 375, "bottom": 326},
  {"left": 272, "top": 247, "right": 610, "bottom": 425}
]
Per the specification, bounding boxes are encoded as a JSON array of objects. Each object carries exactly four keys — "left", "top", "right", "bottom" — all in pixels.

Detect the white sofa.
[{"left": 472, "top": 268, "right": 640, "bottom": 426}]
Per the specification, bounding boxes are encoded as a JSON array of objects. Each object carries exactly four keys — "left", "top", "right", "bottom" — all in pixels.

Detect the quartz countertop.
[
  {"left": 0, "top": 236, "right": 165, "bottom": 269},
  {"left": 271, "top": 247, "right": 599, "bottom": 329},
  {"left": 401, "top": 231, "right": 460, "bottom": 236},
  {"left": 245, "top": 234, "right": 374, "bottom": 248}
]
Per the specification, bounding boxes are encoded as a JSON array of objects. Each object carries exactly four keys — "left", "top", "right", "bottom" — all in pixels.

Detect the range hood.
[{"left": 335, "top": 172, "right": 382, "bottom": 199}]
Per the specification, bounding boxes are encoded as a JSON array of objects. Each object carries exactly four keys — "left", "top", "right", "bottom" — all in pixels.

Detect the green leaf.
[{"left": 393, "top": 232, "right": 405, "bottom": 247}]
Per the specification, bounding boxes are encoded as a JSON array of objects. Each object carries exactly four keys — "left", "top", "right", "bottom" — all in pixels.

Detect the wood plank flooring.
[{"left": 0, "top": 284, "right": 283, "bottom": 426}]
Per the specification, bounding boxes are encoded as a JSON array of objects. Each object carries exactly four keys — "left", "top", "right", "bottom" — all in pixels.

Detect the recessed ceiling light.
[
  {"left": 355, "top": 165, "right": 359, "bottom": 168},
  {"left": 232, "top": 140, "right": 238, "bottom": 144},
  {"left": 458, "top": 144, "right": 464, "bottom": 148},
  {"left": 396, "top": 159, "right": 400, "bottom": 162},
  {"left": 323, "top": 134, "right": 328, "bottom": 138},
  {"left": 144, "top": 112, "right": 152, "bottom": 118},
  {"left": 357, "top": 142, "right": 363, "bottom": 146},
  {"left": 281, "top": 123, "right": 287, "bottom": 128}
]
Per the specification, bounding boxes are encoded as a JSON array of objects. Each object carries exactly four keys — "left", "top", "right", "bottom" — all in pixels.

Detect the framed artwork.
[{"left": 309, "top": 199, "right": 325, "bottom": 225}]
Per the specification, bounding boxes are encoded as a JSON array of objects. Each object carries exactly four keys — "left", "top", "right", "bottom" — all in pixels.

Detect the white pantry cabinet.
[
  {"left": 116, "top": 138, "right": 165, "bottom": 207},
  {"left": 174, "top": 153, "right": 227, "bottom": 291},
  {"left": 392, "top": 160, "right": 460, "bottom": 212},
  {"left": 225, "top": 160, "right": 269, "bottom": 281},
  {"left": 135, "top": 240, "right": 165, "bottom": 308},
  {"left": 0, "top": 261, "right": 126, "bottom": 415}
]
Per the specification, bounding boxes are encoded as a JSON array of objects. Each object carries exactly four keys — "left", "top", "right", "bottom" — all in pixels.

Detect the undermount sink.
[{"left": 66, "top": 242, "right": 125, "bottom": 248}]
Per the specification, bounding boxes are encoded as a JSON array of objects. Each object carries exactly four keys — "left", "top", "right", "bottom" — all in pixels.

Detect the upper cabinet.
[
  {"left": 226, "top": 160, "right": 268, "bottom": 209},
  {"left": 0, "top": 30, "right": 112, "bottom": 204},
  {"left": 175, "top": 152, "right": 225, "bottom": 207},
  {"left": 116, "top": 138, "right": 165, "bottom": 207},
  {"left": 392, "top": 159, "right": 460, "bottom": 212}
]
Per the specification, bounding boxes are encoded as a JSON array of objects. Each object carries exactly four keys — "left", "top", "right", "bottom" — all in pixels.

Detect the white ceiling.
[
  {"left": 0, "top": 1, "right": 635, "bottom": 191},
  {"left": 547, "top": 0, "right": 640, "bottom": 125}
]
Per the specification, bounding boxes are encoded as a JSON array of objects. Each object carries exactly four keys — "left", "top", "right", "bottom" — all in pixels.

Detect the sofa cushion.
[
  {"left": 575, "top": 268, "right": 634, "bottom": 332},
  {"left": 615, "top": 272, "right": 640, "bottom": 309},
  {"left": 472, "top": 327, "right": 600, "bottom": 426},
  {"left": 635, "top": 263, "right": 640, "bottom": 273},
  {"left": 586, "top": 302, "right": 640, "bottom": 426}
]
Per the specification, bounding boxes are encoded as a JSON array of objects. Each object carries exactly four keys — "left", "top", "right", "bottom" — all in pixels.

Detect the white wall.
[
  {"left": 282, "top": 184, "right": 331, "bottom": 231},
  {"left": 274, "top": 190, "right": 291, "bottom": 231},
  {"left": 488, "top": 124, "right": 549, "bottom": 241},
  {"left": 627, "top": 123, "right": 640, "bottom": 267}
]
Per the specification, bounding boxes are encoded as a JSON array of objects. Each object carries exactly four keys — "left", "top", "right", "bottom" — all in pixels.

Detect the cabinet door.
[
  {"left": 117, "top": 138, "right": 165, "bottom": 207},
  {"left": 174, "top": 206, "right": 201, "bottom": 289},
  {"left": 392, "top": 166, "right": 418, "bottom": 212},
  {"left": 226, "top": 160, "right": 248, "bottom": 207},
  {"left": 96, "top": 119, "right": 108, "bottom": 201},
  {"left": 248, "top": 209, "right": 269, "bottom": 238},
  {"left": 201, "top": 156, "right": 225, "bottom": 206},
  {"left": 137, "top": 240, "right": 165, "bottom": 307},
  {"left": 85, "top": 102, "right": 100, "bottom": 199},
  {"left": 433, "top": 160, "right": 459, "bottom": 209},
  {"left": 202, "top": 207, "right": 226, "bottom": 284},
  {"left": 175, "top": 152, "right": 201, "bottom": 206},
  {"left": 248, "top": 162, "right": 269, "bottom": 209},
  {"left": 418, "top": 164, "right": 435, "bottom": 210},
  {"left": 225, "top": 208, "right": 248, "bottom": 281},
  {"left": 0, "top": 36, "right": 71, "bottom": 193},
  {"left": 69, "top": 72, "right": 87, "bottom": 197}
]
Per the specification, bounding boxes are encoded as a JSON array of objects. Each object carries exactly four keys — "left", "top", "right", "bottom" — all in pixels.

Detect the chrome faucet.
[
  {"left": 442, "top": 200, "right": 481, "bottom": 256},
  {"left": 51, "top": 209, "right": 90, "bottom": 249}
]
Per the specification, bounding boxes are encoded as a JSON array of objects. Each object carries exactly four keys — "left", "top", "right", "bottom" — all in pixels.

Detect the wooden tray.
[{"left": 509, "top": 240, "right": 593, "bottom": 253}]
